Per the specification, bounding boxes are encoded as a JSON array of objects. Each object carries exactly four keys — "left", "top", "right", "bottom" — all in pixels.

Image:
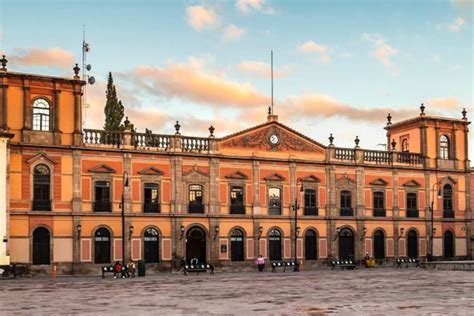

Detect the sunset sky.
[{"left": 1, "top": 0, "right": 472, "bottom": 155}]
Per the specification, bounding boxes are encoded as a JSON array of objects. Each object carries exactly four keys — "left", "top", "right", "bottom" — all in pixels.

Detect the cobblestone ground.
[{"left": 1, "top": 268, "right": 474, "bottom": 315}]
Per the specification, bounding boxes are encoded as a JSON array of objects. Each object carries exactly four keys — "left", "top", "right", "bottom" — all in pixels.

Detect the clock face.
[{"left": 269, "top": 134, "right": 279, "bottom": 145}]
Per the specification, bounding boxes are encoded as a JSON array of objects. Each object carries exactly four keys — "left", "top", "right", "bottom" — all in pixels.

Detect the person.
[
  {"left": 127, "top": 262, "right": 136, "bottom": 278},
  {"left": 180, "top": 257, "right": 186, "bottom": 272},
  {"left": 256, "top": 255, "right": 265, "bottom": 272},
  {"left": 113, "top": 261, "right": 122, "bottom": 279}
]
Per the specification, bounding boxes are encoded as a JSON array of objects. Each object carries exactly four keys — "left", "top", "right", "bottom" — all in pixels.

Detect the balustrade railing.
[
  {"left": 332, "top": 146, "right": 423, "bottom": 167},
  {"left": 83, "top": 129, "right": 123, "bottom": 147},
  {"left": 182, "top": 136, "right": 209, "bottom": 152},
  {"left": 364, "top": 150, "right": 391, "bottom": 164},
  {"left": 335, "top": 148, "right": 355, "bottom": 160},
  {"left": 133, "top": 132, "right": 171, "bottom": 150}
]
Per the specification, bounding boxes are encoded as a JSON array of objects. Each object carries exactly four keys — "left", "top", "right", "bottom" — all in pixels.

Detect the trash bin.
[{"left": 138, "top": 260, "right": 146, "bottom": 277}]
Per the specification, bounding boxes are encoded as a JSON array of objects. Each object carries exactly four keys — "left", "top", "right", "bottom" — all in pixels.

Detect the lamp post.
[
  {"left": 121, "top": 171, "right": 129, "bottom": 266},
  {"left": 428, "top": 182, "right": 442, "bottom": 262},
  {"left": 292, "top": 180, "right": 304, "bottom": 266}
]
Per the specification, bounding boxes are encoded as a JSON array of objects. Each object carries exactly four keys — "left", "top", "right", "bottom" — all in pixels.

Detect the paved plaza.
[{"left": 1, "top": 268, "right": 473, "bottom": 315}]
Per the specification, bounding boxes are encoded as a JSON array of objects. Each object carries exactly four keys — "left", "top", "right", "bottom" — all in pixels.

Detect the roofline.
[
  {"left": 1, "top": 71, "right": 86, "bottom": 85},
  {"left": 385, "top": 115, "right": 470, "bottom": 130}
]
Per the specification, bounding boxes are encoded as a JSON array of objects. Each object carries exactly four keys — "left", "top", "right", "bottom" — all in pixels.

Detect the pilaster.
[
  {"left": 72, "top": 150, "right": 82, "bottom": 213},
  {"left": 0, "top": 131, "right": 14, "bottom": 265},
  {"left": 209, "top": 158, "right": 220, "bottom": 214},
  {"left": 252, "top": 160, "right": 260, "bottom": 215}
]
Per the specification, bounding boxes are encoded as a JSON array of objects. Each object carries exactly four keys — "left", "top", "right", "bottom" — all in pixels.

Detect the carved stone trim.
[
  {"left": 88, "top": 164, "right": 116, "bottom": 174},
  {"left": 264, "top": 173, "right": 285, "bottom": 182},
  {"left": 369, "top": 178, "right": 388, "bottom": 186},
  {"left": 402, "top": 180, "right": 421, "bottom": 187},
  {"left": 26, "top": 152, "right": 58, "bottom": 165},
  {"left": 138, "top": 166, "right": 164, "bottom": 176},
  {"left": 225, "top": 171, "right": 248, "bottom": 180}
]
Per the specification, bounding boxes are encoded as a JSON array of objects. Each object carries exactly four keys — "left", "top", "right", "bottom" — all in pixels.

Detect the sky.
[{"left": 0, "top": 0, "right": 472, "bottom": 156}]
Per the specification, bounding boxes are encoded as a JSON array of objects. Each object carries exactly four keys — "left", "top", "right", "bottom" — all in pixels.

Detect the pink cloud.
[
  {"left": 223, "top": 24, "right": 246, "bottom": 41},
  {"left": 238, "top": 60, "right": 293, "bottom": 78},
  {"left": 186, "top": 5, "right": 219, "bottom": 31},
  {"left": 7, "top": 47, "right": 75, "bottom": 69},
  {"left": 236, "top": 0, "right": 275, "bottom": 15},
  {"left": 362, "top": 33, "right": 398, "bottom": 68},
  {"left": 298, "top": 41, "right": 331, "bottom": 63}
]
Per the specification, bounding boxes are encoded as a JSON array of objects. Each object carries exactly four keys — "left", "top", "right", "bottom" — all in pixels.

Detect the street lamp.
[
  {"left": 121, "top": 171, "right": 129, "bottom": 266},
  {"left": 292, "top": 180, "right": 304, "bottom": 266},
  {"left": 428, "top": 182, "right": 442, "bottom": 262}
]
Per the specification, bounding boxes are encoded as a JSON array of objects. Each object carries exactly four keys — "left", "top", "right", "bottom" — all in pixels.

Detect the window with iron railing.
[
  {"left": 406, "top": 192, "right": 418, "bottom": 218},
  {"left": 94, "top": 181, "right": 111, "bottom": 212},
  {"left": 373, "top": 191, "right": 386, "bottom": 217},
  {"left": 303, "top": 189, "right": 318, "bottom": 215},
  {"left": 143, "top": 183, "right": 160, "bottom": 213},
  {"left": 230, "top": 186, "right": 245, "bottom": 214},
  {"left": 189, "top": 184, "right": 204, "bottom": 213},
  {"left": 340, "top": 190, "right": 353, "bottom": 216},
  {"left": 33, "top": 164, "right": 51, "bottom": 211},
  {"left": 443, "top": 184, "right": 454, "bottom": 218},
  {"left": 268, "top": 187, "right": 281, "bottom": 215}
]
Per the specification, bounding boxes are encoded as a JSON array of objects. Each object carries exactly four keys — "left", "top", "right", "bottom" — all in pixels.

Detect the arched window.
[
  {"left": 94, "top": 228, "right": 111, "bottom": 264},
  {"left": 144, "top": 228, "right": 159, "bottom": 263},
  {"left": 443, "top": 231, "right": 454, "bottom": 259},
  {"left": 33, "top": 164, "right": 51, "bottom": 211},
  {"left": 373, "top": 230, "right": 385, "bottom": 260},
  {"left": 406, "top": 192, "right": 418, "bottom": 217},
  {"left": 443, "top": 184, "right": 454, "bottom": 218},
  {"left": 401, "top": 139, "right": 409, "bottom": 152},
  {"left": 407, "top": 230, "right": 418, "bottom": 258},
  {"left": 143, "top": 183, "right": 160, "bottom": 213},
  {"left": 32, "top": 98, "right": 51, "bottom": 131},
  {"left": 439, "top": 135, "right": 449, "bottom": 160},
  {"left": 32, "top": 227, "right": 50, "bottom": 265},
  {"left": 189, "top": 184, "right": 204, "bottom": 213},
  {"left": 268, "top": 229, "right": 282, "bottom": 261},
  {"left": 304, "top": 229, "right": 317, "bottom": 260},
  {"left": 303, "top": 189, "right": 318, "bottom": 215},
  {"left": 340, "top": 190, "right": 353, "bottom": 216},
  {"left": 268, "top": 188, "right": 281, "bottom": 215},
  {"left": 373, "top": 191, "right": 385, "bottom": 217},
  {"left": 230, "top": 229, "right": 244, "bottom": 261},
  {"left": 230, "top": 186, "right": 245, "bottom": 214}
]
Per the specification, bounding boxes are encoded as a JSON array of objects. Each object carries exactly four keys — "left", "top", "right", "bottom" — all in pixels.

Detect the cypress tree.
[{"left": 103, "top": 72, "right": 125, "bottom": 131}]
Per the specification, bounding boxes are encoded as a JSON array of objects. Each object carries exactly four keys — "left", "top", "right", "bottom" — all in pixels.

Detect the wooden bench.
[
  {"left": 183, "top": 263, "right": 214, "bottom": 276},
  {"left": 330, "top": 258, "right": 357, "bottom": 270},
  {"left": 271, "top": 261, "right": 299, "bottom": 273},
  {"left": 395, "top": 257, "right": 420, "bottom": 268}
]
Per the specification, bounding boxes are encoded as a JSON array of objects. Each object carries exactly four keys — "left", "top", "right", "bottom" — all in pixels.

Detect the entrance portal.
[
  {"left": 338, "top": 228, "right": 354, "bottom": 259},
  {"left": 186, "top": 226, "right": 206, "bottom": 263}
]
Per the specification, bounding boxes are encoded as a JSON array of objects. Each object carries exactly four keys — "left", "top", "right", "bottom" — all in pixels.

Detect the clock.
[{"left": 269, "top": 134, "right": 279, "bottom": 145}]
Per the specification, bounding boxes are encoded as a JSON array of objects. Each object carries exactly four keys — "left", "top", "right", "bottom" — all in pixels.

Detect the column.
[
  {"left": 252, "top": 161, "right": 260, "bottom": 215},
  {"left": 73, "top": 91, "right": 82, "bottom": 146},
  {"left": 53, "top": 89, "right": 61, "bottom": 145},
  {"left": 209, "top": 158, "right": 219, "bottom": 214},
  {"left": 22, "top": 86, "right": 31, "bottom": 130},
  {"left": 0, "top": 131, "right": 14, "bottom": 265}
]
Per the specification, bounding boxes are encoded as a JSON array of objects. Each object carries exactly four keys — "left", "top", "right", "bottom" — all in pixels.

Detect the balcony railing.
[
  {"left": 134, "top": 133, "right": 171, "bottom": 150},
  {"left": 443, "top": 210, "right": 455, "bottom": 218},
  {"left": 188, "top": 202, "right": 204, "bottom": 213},
  {"left": 332, "top": 147, "right": 423, "bottom": 167},
  {"left": 406, "top": 209, "right": 419, "bottom": 218},
  {"left": 269, "top": 206, "right": 281, "bottom": 215},
  {"left": 83, "top": 129, "right": 123, "bottom": 148},
  {"left": 182, "top": 136, "right": 209, "bottom": 152},
  {"left": 340, "top": 207, "right": 353, "bottom": 216},
  {"left": 364, "top": 150, "right": 390, "bottom": 164},
  {"left": 32, "top": 200, "right": 51, "bottom": 211},
  {"left": 143, "top": 202, "right": 161, "bottom": 213},
  {"left": 335, "top": 148, "right": 355, "bottom": 160},
  {"left": 230, "top": 203, "right": 245, "bottom": 214},
  {"left": 395, "top": 152, "right": 423, "bottom": 165},
  {"left": 373, "top": 208, "right": 386, "bottom": 217},
  {"left": 304, "top": 207, "right": 318, "bottom": 216},
  {"left": 94, "top": 200, "right": 112, "bottom": 212}
]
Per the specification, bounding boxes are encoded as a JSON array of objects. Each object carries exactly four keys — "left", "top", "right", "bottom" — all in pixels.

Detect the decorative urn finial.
[
  {"left": 420, "top": 103, "right": 425, "bottom": 116},
  {"left": 391, "top": 139, "right": 397, "bottom": 150},
  {"left": 209, "top": 125, "right": 215, "bottom": 137},
  {"left": 461, "top": 108, "right": 467, "bottom": 120},
  {"left": 386, "top": 113, "right": 392, "bottom": 125},
  {"left": 328, "top": 133, "right": 334, "bottom": 146},
  {"left": 354, "top": 136, "right": 360, "bottom": 148},
  {"left": 73, "top": 63, "right": 80, "bottom": 78},
  {"left": 0, "top": 55, "right": 7, "bottom": 71},
  {"left": 174, "top": 121, "right": 181, "bottom": 135}
]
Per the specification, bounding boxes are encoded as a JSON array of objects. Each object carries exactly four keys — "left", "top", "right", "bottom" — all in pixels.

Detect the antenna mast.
[
  {"left": 81, "top": 25, "right": 95, "bottom": 127},
  {"left": 271, "top": 50, "right": 274, "bottom": 115}
]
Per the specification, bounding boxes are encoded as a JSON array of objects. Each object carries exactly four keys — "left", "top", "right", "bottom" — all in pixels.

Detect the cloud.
[
  {"left": 362, "top": 33, "right": 398, "bottom": 67},
  {"left": 298, "top": 41, "right": 331, "bottom": 63},
  {"left": 423, "top": 97, "right": 460, "bottom": 110},
  {"left": 451, "top": 0, "right": 472, "bottom": 19},
  {"left": 447, "top": 17, "right": 465, "bottom": 32},
  {"left": 6, "top": 47, "right": 75, "bottom": 69},
  {"left": 186, "top": 5, "right": 219, "bottom": 31},
  {"left": 236, "top": 0, "right": 275, "bottom": 15},
  {"left": 223, "top": 24, "right": 246, "bottom": 41},
  {"left": 238, "top": 60, "right": 293, "bottom": 78},
  {"left": 129, "top": 57, "right": 270, "bottom": 107}
]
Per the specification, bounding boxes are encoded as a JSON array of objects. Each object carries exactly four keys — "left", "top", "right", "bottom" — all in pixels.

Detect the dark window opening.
[
  {"left": 268, "top": 229, "right": 282, "bottom": 261},
  {"left": 303, "top": 189, "right": 318, "bottom": 216},
  {"left": 268, "top": 188, "right": 281, "bottom": 215},
  {"left": 406, "top": 192, "right": 418, "bottom": 218},
  {"left": 33, "top": 164, "right": 51, "bottom": 211},
  {"left": 340, "top": 190, "right": 353, "bottom": 216},
  {"left": 144, "top": 183, "right": 160, "bottom": 213},
  {"left": 373, "top": 191, "right": 386, "bottom": 217},
  {"left": 32, "top": 227, "right": 50, "bottom": 265},
  {"left": 189, "top": 184, "right": 204, "bottom": 213},
  {"left": 304, "top": 229, "right": 317, "bottom": 260},
  {"left": 230, "top": 229, "right": 244, "bottom": 261},
  {"left": 443, "top": 184, "right": 454, "bottom": 218},
  {"left": 94, "top": 181, "right": 111, "bottom": 212},
  {"left": 94, "top": 228, "right": 111, "bottom": 264},
  {"left": 144, "top": 228, "right": 159, "bottom": 263},
  {"left": 230, "top": 186, "right": 245, "bottom": 214}
]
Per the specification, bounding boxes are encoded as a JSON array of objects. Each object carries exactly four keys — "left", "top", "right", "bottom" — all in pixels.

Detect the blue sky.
[{"left": 0, "top": 0, "right": 472, "bottom": 154}]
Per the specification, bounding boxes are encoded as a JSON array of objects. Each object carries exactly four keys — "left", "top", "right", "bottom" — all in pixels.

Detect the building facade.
[{"left": 0, "top": 61, "right": 472, "bottom": 274}]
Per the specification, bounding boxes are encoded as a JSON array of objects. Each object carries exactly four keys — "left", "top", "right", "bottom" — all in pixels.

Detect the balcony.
[
  {"left": 340, "top": 207, "right": 353, "bottom": 216},
  {"left": 32, "top": 200, "right": 51, "bottom": 211},
  {"left": 332, "top": 147, "right": 423, "bottom": 167},
  {"left": 188, "top": 202, "right": 204, "bottom": 213},
  {"left": 406, "top": 209, "right": 419, "bottom": 218},
  {"left": 304, "top": 207, "right": 318, "bottom": 216},
  {"left": 143, "top": 202, "right": 161, "bottom": 213},
  {"left": 269, "top": 206, "right": 281, "bottom": 215},
  {"left": 94, "top": 201, "right": 112, "bottom": 212},
  {"left": 443, "top": 210, "right": 455, "bottom": 219},
  {"left": 373, "top": 208, "right": 386, "bottom": 217},
  {"left": 230, "top": 203, "right": 245, "bottom": 214}
]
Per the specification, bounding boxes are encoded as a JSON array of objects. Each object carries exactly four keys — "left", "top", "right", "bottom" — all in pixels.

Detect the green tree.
[{"left": 103, "top": 72, "right": 125, "bottom": 131}]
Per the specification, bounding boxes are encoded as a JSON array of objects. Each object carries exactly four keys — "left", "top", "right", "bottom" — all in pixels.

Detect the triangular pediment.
[
  {"left": 183, "top": 166, "right": 209, "bottom": 177},
  {"left": 442, "top": 176, "right": 457, "bottom": 184},
  {"left": 336, "top": 174, "right": 355, "bottom": 186},
  {"left": 26, "top": 152, "right": 58, "bottom": 165},
  {"left": 138, "top": 166, "right": 164, "bottom": 176},
  {"left": 369, "top": 178, "right": 388, "bottom": 186},
  {"left": 264, "top": 173, "right": 285, "bottom": 181},
  {"left": 403, "top": 180, "right": 421, "bottom": 187},
  {"left": 88, "top": 164, "right": 116, "bottom": 173},
  {"left": 219, "top": 121, "right": 325, "bottom": 153},
  {"left": 225, "top": 171, "right": 248, "bottom": 180},
  {"left": 300, "top": 175, "right": 321, "bottom": 183}
]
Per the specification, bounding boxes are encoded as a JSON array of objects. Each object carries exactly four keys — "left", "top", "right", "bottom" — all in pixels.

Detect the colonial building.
[{"left": 0, "top": 58, "right": 472, "bottom": 274}]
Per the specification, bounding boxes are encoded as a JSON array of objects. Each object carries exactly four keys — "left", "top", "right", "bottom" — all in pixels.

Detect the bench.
[
  {"left": 330, "top": 258, "right": 357, "bottom": 270},
  {"left": 271, "top": 261, "right": 299, "bottom": 273},
  {"left": 183, "top": 263, "right": 214, "bottom": 275},
  {"left": 101, "top": 265, "right": 131, "bottom": 278},
  {"left": 395, "top": 257, "right": 420, "bottom": 268},
  {"left": 0, "top": 264, "right": 26, "bottom": 278}
]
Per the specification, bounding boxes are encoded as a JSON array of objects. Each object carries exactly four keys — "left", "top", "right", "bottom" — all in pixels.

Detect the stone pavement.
[{"left": 1, "top": 268, "right": 473, "bottom": 315}]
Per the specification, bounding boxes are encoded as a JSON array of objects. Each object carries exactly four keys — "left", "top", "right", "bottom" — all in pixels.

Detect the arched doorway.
[
  {"left": 443, "top": 231, "right": 454, "bottom": 259},
  {"left": 268, "top": 229, "right": 282, "bottom": 261},
  {"left": 94, "top": 227, "right": 111, "bottom": 264},
  {"left": 230, "top": 229, "right": 244, "bottom": 261},
  {"left": 373, "top": 230, "right": 385, "bottom": 260},
  {"left": 304, "top": 229, "right": 317, "bottom": 260},
  {"left": 338, "top": 228, "right": 354, "bottom": 259},
  {"left": 32, "top": 227, "right": 50, "bottom": 265},
  {"left": 186, "top": 226, "right": 206, "bottom": 263},
  {"left": 144, "top": 228, "right": 159, "bottom": 263},
  {"left": 407, "top": 230, "right": 418, "bottom": 258}
]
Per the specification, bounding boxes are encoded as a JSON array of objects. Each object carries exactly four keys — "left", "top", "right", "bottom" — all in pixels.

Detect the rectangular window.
[
  {"left": 189, "top": 184, "right": 204, "bottom": 213},
  {"left": 406, "top": 192, "right": 418, "bottom": 218},
  {"left": 373, "top": 191, "right": 386, "bottom": 217},
  {"left": 304, "top": 189, "right": 318, "bottom": 216},
  {"left": 268, "top": 187, "right": 281, "bottom": 215},
  {"left": 340, "top": 190, "right": 353, "bottom": 216},
  {"left": 230, "top": 186, "right": 245, "bottom": 214},
  {"left": 144, "top": 183, "right": 160, "bottom": 213},
  {"left": 94, "top": 181, "right": 111, "bottom": 212}
]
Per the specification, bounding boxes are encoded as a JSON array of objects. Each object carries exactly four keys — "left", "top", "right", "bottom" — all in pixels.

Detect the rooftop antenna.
[
  {"left": 82, "top": 25, "right": 95, "bottom": 127},
  {"left": 271, "top": 50, "right": 274, "bottom": 115}
]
